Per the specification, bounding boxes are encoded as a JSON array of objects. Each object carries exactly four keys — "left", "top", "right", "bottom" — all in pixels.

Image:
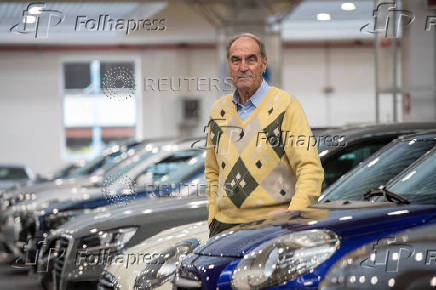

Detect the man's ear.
[{"left": 262, "top": 56, "right": 267, "bottom": 71}]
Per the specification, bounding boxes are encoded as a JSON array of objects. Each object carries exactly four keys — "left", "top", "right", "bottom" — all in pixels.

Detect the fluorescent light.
[
  {"left": 341, "top": 2, "right": 356, "bottom": 11},
  {"left": 29, "top": 6, "right": 43, "bottom": 14},
  {"left": 23, "top": 15, "right": 36, "bottom": 24},
  {"left": 317, "top": 13, "right": 331, "bottom": 21}
]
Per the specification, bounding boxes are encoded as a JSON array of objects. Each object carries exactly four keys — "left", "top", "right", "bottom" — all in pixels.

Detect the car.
[
  {"left": 1, "top": 141, "right": 201, "bottom": 259},
  {"left": 65, "top": 127, "right": 436, "bottom": 290},
  {"left": 319, "top": 148, "right": 436, "bottom": 290},
  {"left": 99, "top": 221, "right": 209, "bottom": 290},
  {"left": 0, "top": 163, "right": 34, "bottom": 191},
  {"left": 5, "top": 121, "right": 432, "bottom": 234},
  {"left": 319, "top": 225, "right": 436, "bottom": 290},
  {"left": 171, "top": 132, "right": 436, "bottom": 289},
  {"left": 38, "top": 178, "right": 207, "bottom": 289},
  {"left": 0, "top": 139, "right": 145, "bottom": 209},
  {"left": 315, "top": 122, "right": 436, "bottom": 188}
]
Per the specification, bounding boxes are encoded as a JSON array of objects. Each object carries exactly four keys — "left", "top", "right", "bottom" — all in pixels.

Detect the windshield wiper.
[{"left": 364, "top": 187, "right": 410, "bottom": 204}]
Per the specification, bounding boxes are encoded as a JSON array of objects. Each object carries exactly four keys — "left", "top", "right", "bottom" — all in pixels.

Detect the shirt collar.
[{"left": 232, "top": 79, "right": 270, "bottom": 107}]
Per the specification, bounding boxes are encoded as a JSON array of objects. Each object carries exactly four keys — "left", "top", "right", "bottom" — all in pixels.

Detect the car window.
[
  {"left": 323, "top": 143, "right": 383, "bottom": 188},
  {"left": 320, "top": 138, "right": 436, "bottom": 202},
  {"left": 387, "top": 148, "right": 436, "bottom": 204},
  {"left": 135, "top": 150, "right": 204, "bottom": 186},
  {"left": 102, "top": 150, "right": 155, "bottom": 185},
  {"left": 0, "top": 167, "right": 28, "bottom": 180},
  {"left": 69, "top": 143, "right": 144, "bottom": 177}
]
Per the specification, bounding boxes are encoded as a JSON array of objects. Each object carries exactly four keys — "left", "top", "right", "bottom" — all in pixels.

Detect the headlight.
[
  {"left": 232, "top": 229, "right": 340, "bottom": 289},
  {"left": 134, "top": 238, "right": 200, "bottom": 290},
  {"left": 79, "top": 227, "right": 137, "bottom": 252}
]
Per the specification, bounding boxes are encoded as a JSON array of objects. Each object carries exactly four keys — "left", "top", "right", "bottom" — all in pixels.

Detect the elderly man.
[{"left": 205, "top": 33, "right": 324, "bottom": 237}]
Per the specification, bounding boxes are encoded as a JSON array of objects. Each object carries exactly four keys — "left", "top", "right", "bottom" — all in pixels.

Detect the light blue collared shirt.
[{"left": 232, "top": 79, "right": 270, "bottom": 121}]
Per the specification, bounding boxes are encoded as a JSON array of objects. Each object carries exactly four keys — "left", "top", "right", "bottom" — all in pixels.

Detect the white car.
[{"left": 99, "top": 221, "right": 209, "bottom": 290}]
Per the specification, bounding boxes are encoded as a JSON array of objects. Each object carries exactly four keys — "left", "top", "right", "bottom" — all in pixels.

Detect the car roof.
[
  {"left": 396, "top": 130, "right": 436, "bottom": 140},
  {"left": 0, "top": 163, "right": 28, "bottom": 169},
  {"left": 321, "top": 122, "right": 436, "bottom": 138}
]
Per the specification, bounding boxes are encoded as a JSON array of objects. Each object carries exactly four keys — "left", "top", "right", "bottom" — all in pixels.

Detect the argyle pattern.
[
  {"left": 205, "top": 86, "right": 324, "bottom": 225},
  {"left": 208, "top": 88, "right": 296, "bottom": 210}
]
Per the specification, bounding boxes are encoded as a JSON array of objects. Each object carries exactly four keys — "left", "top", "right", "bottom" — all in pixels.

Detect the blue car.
[{"left": 173, "top": 132, "right": 436, "bottom": 289}]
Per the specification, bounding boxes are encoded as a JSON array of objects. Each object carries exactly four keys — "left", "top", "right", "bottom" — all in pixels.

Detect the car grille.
[
  {"left": 19, "top": 214, "right": 38, "bottom": 244},
  {"left": 53, "top": 237, "right": 69, "bottom": 290},
  {"left": 97, "top": 271, "right": 119, "bottom": 290}
]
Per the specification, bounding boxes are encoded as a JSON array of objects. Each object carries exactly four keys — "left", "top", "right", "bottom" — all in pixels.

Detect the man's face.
[{"left": 228, "top": 37, "right": 267, "bottom": 92}]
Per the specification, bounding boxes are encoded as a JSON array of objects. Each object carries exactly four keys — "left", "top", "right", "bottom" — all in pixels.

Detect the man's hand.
[{"left": 268, "top": 208, "right": 289, "bottom": 218}]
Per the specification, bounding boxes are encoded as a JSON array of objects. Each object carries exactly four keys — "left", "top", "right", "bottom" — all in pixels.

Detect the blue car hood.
[{"left": 194, "top": 202, "right": 436, "bottom": 258}]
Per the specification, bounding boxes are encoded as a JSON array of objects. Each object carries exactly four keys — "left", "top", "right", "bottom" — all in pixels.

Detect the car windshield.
[
  {"left": 319, "top": 136, "right": 436, "bottom": 202},
  {"left": 386, "top": 147, "right": 436, "bottom": 204},
  {"left": 153, "top": 151, "right": 205, "bottom": 185},
  {"left": 0, "top": 167, "right": 28, "bottom": 180},
  {"left": 136, "top": 149, "right": 204, "bottom": 185},
  {"left": 100, "top": 147, "right": 156, "bottom": 185},
  {"left": 67, "top": 142, "right": 144, "bottom": 178}
]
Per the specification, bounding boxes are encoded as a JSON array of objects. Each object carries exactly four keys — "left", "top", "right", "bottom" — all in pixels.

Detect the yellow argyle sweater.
[{"left": 205, "top": 87, "right": 324, "bottom": 225}]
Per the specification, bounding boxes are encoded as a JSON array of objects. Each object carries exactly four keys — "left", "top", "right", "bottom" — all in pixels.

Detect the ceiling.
[{"left": 0, "top": 1, "right": 375, "bottom": 44}]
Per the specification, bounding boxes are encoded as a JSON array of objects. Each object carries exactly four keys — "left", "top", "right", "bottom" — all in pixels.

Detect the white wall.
[
  {"left": 402, "top": 0, "right": 436, "bottom": 122},
  {"left": 0, "top": 51, "right": 62, "bottom": 176},
  {"left": 283, "top": 46, "right": 375, "bottom": 127}
]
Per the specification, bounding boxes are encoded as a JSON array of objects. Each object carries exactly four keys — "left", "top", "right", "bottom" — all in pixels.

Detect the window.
[
  {"left": 182, "top": 99, "right": 200, "bottom": 121},
  {"left": 62, "top": 60, "right": 139, "bottom": 160},
  {"left": 322, "top": 138, "right": 436, "bottom": 201},
  {"left": 0, "top": 167, "right": 29, "bottom": 180},
  {"left": 323, "top": 143, "right": 383, "bottom": 188}
]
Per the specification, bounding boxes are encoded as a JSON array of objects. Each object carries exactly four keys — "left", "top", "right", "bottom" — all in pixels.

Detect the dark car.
[
  {"left": 39, "top": 195, "right": 208, "bottom": 290},
  {"left": 315, "top": 122, "right": 436, "bottom": 188},
  {"left": 320, "top": 148, "right": 436, "bottom": 290},
  {"left": 171, "top": 132, "right": 436, "bottom": 289},
  {"left": 320, "top": 225, "right": 436, "bottom": 290},
  {"left": 0, "top": 163, "right": 34, "bottom": 191}
]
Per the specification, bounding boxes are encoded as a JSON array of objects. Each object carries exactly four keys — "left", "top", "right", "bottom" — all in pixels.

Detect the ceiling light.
[
  {"left": 317, "top": 13, "right": 331, "bottom": 21},
  {"left": 23, "top": 15, "right": 36, "bottom": 24},
  {"left": 341, "top": 3, "right": 356, "bottom": 11}
]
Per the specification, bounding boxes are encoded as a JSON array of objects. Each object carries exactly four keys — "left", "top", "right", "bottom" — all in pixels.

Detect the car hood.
[
  {"left": 8, "top": 184, "right": 101, "bottom": 213},
  {"left": 194, "top": 202, "right": 436, "bottom": 258},
  {"left": 104, "top": 221, "right": 209, "bottom": 290},
  {"left": 52, "top": 195, "right": 208, "bottom": 237},
  {"left": 1, "top": 177, "right": 92, "bottom": 200},
  {"left": 0, "top": 180, "right": 27, "bottom": 190}
]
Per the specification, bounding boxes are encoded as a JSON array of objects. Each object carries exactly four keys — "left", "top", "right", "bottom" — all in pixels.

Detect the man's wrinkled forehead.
[{"left": 229, "top": 37, "right": 261, "bottom": 58}]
